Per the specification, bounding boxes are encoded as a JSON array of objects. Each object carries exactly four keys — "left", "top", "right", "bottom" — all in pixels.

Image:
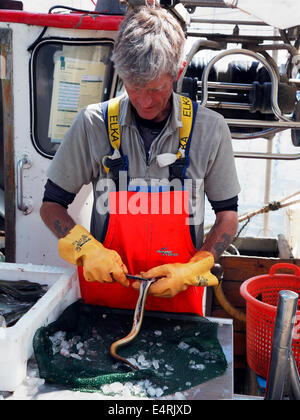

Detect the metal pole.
[
  {"left": 265, "top": 290, "right": 299, "bottom": 400},
  {"left": 289, "top": 354, "right": 300, "bottom": 400},
  {"left": 263, "top": 137, "right": 273, "bottom": 236},
  {"left": 181, "top": 0, "right": 227, "bottom": 6},
  {"left": 263, "top": 34, "right": 278, "bottom": 237}
]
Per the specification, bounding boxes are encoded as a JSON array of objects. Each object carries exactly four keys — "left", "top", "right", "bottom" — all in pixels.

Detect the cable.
[
  {"left": 48, "top": 5, "right": 95, "bottom": 14},
  {"left": 213, "top": 283, "right": 246, "bottom": 322},
  {"left": 27, "top": 5, "right": 98, "bottom": 52}
]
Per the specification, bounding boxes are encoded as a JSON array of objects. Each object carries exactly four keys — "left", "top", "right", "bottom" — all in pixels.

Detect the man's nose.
[{"left": 141, "top": 91, "right": 153, "bottom": 107}]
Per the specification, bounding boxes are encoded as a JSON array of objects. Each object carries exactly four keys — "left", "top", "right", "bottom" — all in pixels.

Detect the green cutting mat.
[{"left": 33, "top": 300, "right": 227, "bottom": 396}]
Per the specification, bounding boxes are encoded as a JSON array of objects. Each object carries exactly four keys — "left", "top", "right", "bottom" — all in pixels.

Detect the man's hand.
[
  {"left": 132, "top": 251, "right": 218, "bottom": 298},
  {"left": 58, "top": 224, "right": 129, "bottom": 287}
]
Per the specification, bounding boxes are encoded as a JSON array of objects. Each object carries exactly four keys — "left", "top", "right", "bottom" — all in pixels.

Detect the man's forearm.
[
  {"left": 199, "top": 210, "right": 238, "bottom": 261},
  {"left": 40, "top": 201, "right": 76, "bottom": 239}
]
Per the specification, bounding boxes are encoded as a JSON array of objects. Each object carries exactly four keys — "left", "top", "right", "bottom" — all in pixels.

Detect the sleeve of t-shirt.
[
  {"left": 204, "top": 115, "right": 241, "bottom": 202},
  {"left": 46, "top": 104, "right": 110, "bottom": 194},
  {"left": 208, "top": 195, "right": 238, "bottom": 214},
  {"left": 42, "top": 179, "right": 76, "bottom": 209}
]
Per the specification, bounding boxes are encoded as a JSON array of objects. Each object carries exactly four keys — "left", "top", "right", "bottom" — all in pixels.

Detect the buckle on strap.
[
  {"left": 169, "top": 157, "right": 189, "bottom": 181},
  {"left": 103, "top": 155, "right": 128, "bottom": 176}
]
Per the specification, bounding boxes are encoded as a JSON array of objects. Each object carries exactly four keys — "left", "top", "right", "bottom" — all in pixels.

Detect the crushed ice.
[
  {"left": 48, "top": 331, "right": 169, "bottom": 398},
  {"left": 45, "top": 326, "right": 216, "bottom": 398},
  {"left": 100, "top": 380, "right": 166, "bottom": 399}
]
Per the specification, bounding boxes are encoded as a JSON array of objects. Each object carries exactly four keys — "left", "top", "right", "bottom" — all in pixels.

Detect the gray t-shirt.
[{"left": 47, "top": 92, "right": 240, "bottom": 249}]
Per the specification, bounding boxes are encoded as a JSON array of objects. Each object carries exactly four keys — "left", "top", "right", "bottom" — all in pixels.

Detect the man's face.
[{"left": 124, "top": 73, "right": 174, "bottom": 122}]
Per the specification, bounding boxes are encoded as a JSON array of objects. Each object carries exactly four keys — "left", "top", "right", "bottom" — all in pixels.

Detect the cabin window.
[{"left": 30, "top": 40, "right": 115, "bottom": 158}]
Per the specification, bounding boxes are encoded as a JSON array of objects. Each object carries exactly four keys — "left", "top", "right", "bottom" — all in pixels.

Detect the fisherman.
[{"left": 40, "top": 4, "right": 240, "bottom": 316}]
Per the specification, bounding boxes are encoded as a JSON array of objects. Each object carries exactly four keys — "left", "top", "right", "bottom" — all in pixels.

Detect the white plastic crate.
[{"left": 0, "top": 262, "right": 80, "bottom": 391}]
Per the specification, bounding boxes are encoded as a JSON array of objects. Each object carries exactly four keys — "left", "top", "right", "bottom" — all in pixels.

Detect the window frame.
[{"left": 29, "top": 37, "right": 116, "bottom": 159}]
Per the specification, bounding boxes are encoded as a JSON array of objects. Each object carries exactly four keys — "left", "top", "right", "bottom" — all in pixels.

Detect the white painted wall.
[
  {"left": 5, "top": 20, "right": 116, "bottom": 266},
  {"left": 21, "top": 0, "right": 95, "bottom": 13}
]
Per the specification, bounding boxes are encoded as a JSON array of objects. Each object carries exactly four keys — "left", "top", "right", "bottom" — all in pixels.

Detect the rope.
[
  {"left": 209, "top": 191, "right": 300, "bottom": 322},
  {"left": 238, "top": 198, "right": 300, "bottom": 223},
  {"left": 204, "top": 191, "right": 300, "bottom": 233}
]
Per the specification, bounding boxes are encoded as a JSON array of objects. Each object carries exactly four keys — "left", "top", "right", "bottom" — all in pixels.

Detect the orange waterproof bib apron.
[
  {"left": 79, "top": 189, "right": 204, "bottom": 315},
  {"left": 78, "top": 96, "right": 204, "bottom": 315}
]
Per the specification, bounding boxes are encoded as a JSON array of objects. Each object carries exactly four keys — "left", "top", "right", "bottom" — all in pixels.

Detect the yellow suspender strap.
[
  {"left": 103, "top": 97, "right": 122, "bottom": 174},
  {"left": 177, "top": 95, "right": 194, "bottom": 159},
  {"left": 107, "top": 96, "right": 122, "bottom": 151},
  {"left": 107, "top": 95, "right": 193, "bottom": 156},
  {"left": 104, "top": 95, "right": 194, "bottom": 173}
]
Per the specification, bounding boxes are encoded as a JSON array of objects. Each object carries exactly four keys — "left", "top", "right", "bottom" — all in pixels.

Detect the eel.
[{"left": 110, "top": 278, "right": 157, "bottom": 370}]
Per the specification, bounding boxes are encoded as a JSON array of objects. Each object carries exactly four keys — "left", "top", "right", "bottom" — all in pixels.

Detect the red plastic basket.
[{"left": 240, "top": 263, "right": 300, "bottom": 378}]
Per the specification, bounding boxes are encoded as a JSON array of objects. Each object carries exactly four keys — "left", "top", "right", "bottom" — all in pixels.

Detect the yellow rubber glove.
[
  {"left": 132, "top": 251, "right": 218, "bottom": 298},
  {"left": 58, "top": 224, "right": 129, "bottom": 287}
]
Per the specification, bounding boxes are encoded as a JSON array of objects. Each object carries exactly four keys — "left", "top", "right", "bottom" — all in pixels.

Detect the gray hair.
[{"left": 111, "top": 6, "right": 185, "bottom": 85}]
